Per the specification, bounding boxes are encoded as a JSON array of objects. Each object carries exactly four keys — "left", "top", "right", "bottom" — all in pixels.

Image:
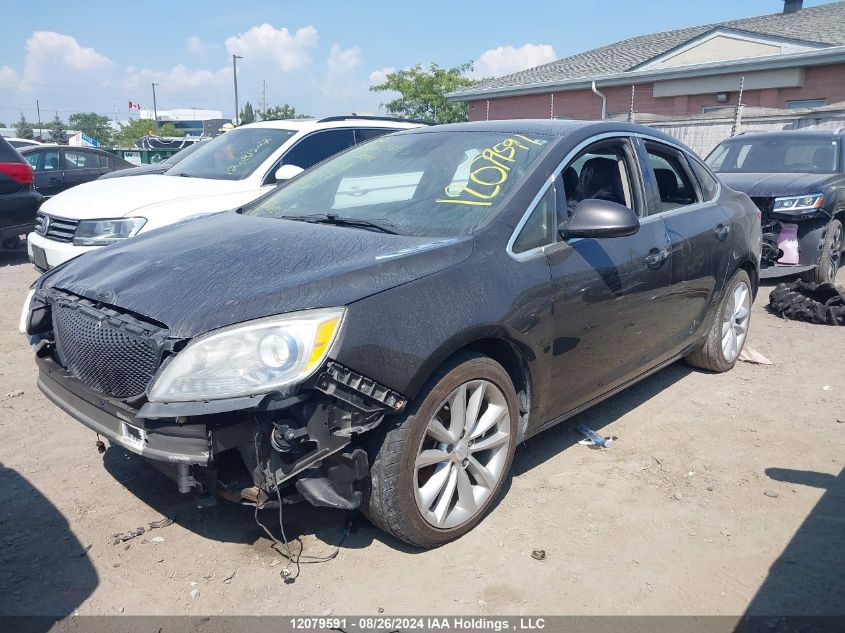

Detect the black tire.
[
  {"left": 685, "top": 268, "right": 752, "bottom": 373},
  {"left": 363, "top": 351, "right": 518, "bottom": 548},
  {"left": 802, "top": 218, "right": 842, "bottom": 284}
]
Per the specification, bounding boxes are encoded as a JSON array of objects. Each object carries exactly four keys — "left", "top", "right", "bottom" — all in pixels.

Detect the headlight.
[
  {"left": 73, "top": 217, "right": 146, "bottom": 246},
  {"left": 147, "top": 307, "right": 345, "bottom": 402},
  {"left": 773, "top": 194, "right": 824, "bottom": 214},
  {"left": 18, "top": 289, "right": 35, "bottom": 335}
]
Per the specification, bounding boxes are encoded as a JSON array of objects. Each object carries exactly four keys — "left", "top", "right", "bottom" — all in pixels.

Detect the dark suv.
[
  {"left": 707, "top": 130, "right": 844, "bottom": 283},
  {"left": 0, "top": 136, "right": 42, "bottom": 252}
]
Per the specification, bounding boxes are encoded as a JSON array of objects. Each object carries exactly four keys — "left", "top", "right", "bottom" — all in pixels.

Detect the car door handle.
[
  {"left": 645, "top": 248, "right": 669, "bottom": 268},
  {"left": 714, "top": 224, "right": 730, "bottom": 241}
]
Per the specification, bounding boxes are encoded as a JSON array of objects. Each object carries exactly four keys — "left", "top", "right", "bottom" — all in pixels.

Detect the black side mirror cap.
[{"left": 558, "top": 198, "right": 640, "bottom": 240}]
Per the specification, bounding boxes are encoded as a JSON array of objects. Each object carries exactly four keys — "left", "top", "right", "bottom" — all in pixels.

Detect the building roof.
[{"left": 453, "top": 1, "right": 845, "bottom": 98}]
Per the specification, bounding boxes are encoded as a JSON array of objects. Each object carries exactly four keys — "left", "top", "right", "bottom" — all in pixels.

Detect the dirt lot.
[{"left": 0, "top": 247, "right": 842, "bottom": 618}]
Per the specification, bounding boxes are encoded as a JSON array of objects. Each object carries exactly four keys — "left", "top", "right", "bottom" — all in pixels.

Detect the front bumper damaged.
[{"left": 35, "top": 345, "right": 405, "bottom": 511}]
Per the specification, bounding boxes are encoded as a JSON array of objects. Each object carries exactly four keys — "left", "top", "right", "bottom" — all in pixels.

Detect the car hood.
[
  {"left": 717, "top": 172, "right": 837, "bottom": 197},
  {"left": 40, "top": 212, "right": 473, "bottom": 338},
  {"left": 40, "top": 174, "right": 255, "bottom": 219},
  {"left": 98, "top": 164, "right": 168, "bottom": 180}
]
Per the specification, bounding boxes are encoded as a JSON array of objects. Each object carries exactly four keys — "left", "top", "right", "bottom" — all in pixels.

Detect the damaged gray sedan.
[{"left": 21, "top": 120, "right": 762, "bottom": 547}]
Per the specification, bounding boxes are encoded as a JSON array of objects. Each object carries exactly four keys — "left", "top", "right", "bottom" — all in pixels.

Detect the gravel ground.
[{"left": 0, "top": 246, "right": 842, "bottom": 618}]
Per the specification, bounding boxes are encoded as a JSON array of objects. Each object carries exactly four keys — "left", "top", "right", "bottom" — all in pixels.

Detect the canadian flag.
[{"left": 128, "top": 101, "right": 140, "bottom": 110}]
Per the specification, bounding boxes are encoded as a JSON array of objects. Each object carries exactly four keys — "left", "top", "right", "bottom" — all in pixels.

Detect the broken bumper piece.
[{"left": 35, "top": 353, "right": 405, "bottom": 511}]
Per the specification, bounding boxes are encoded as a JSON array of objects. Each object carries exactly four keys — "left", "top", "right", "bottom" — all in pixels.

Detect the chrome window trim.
[
  {"left": 506, "top": 130, "right": 723, "bottom": 262},
  {"left": 506, "top": 131, "right": 637, "bottom": 261}
]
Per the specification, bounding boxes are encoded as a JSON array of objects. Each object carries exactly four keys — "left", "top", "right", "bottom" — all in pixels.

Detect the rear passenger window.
[
  {"left": 281, "top": 129, "right": 355, "bottom": 170},
  {"left": 354, "top": 128, "right": 395, "bottom": 143},
  {"left": 512, "top": 186, "right": 556, "bottom": 254},
  {"left": 688, "top": 158, "right": 719, "bottom": 200},
  {"left": 644, "top": 143, "right": 698, "bottom": 212}
]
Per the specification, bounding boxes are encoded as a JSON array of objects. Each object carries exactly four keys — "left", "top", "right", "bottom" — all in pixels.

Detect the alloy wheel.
[
  {"left": 414, "top": 379, "right": 511, "bottom": 529},
  {"left": 721, "top": 280, "right": 751, "bottom": 363},
  {"left": 828, "top": 223, "right": 842, "bottom": 281}
]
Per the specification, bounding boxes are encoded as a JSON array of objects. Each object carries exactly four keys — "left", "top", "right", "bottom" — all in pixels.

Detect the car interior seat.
[
  {"left": 654, "top": 168, "right": 679, "bottom": 202},
  {"left": 575, "top": 157, "right": 625, "bottom": 205},
  {"left": 47, "top": 156, "right": 58, "bottom": 171},
  {"left": 812, "top": 145, "right": 834, "bottom": 168}
]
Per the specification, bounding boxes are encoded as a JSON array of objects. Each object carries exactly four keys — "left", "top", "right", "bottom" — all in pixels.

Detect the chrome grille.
[
  {"left": 36, "top": 213, "right": 79, "bottom": 243},
  {"left": 51, "top": 293, "right": 165, "bottom": 399}
]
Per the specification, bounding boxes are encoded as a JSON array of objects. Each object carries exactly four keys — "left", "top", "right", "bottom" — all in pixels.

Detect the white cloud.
[
  {"left": 327, "top": 43, "right": 362, "bottom": 74},
  {"left": 187, "top": 35, "right": 204, "bottom": 54},
  {"left": 471, "top": 43, "right": 557, "bottom": 79},
  {"left": 368, "top": 66, "right": 395, "bottom": 85},
  {"left": 224, "top": 23, "right": 318, "bottom": 72},
  {"left": 321, "top": 44, "right": 364, "bottom": 100},
  {"left": 122, "top": 63, "right": 231, "bottom": 90},
  {"left": 0, "top": 66, "right": 18, "bottom": 89},
  {"left": 20, "top": 31, "right": 112, "bottom": 88}
]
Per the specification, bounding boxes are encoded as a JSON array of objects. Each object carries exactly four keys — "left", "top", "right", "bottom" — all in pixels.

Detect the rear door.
[
  {"left": 634, "top": 137, "right": 733, "bottom": 357},
  {"left": 30, "top": 148, "right": 64, "bottom": 197},
  {"left": 60, "top": 150, "right": 106, "bottom": 192}
]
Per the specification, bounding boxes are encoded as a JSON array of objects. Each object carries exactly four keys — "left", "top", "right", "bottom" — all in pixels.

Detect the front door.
[{"left": 543, "top": 136, "right": 673, "bottom": 418}]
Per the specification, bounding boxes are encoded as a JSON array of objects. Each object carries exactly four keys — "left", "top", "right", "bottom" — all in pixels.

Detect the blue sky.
[{"left": 0, "top": 0, "right": 833, "bottom": 124}]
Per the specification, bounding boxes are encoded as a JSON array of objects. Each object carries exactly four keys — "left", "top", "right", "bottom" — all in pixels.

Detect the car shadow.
[
  {"left": 100, "top": 445, "right": 419, "bottom": 559},
  {"left": 0, "top": 246, "right": 30, "bottom": 268},
  {"left": 99, "top": 362, "right": 695, "bottom": 557},
  {"left": 0, "top": 462, "right": 98, "bottom": 625},
  {"left": 511, "top": 361, "right": 693, "bottom": 477},
  {"left": 736, "top": 467, "right": 845, "bottom": 623}
]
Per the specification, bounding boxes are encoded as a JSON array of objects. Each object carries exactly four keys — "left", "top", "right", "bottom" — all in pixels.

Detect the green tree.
[
  {"left": 259, "top": 104, "right": 311, "bottom": 121},
  {"left": 13, "top": 113, "right": 34, "bottom": 140},
  {"left": 113, "top": 119, "right": 158, "bottom": 147},
  {"left": 157, "top": 123, "right": 185, "bottom": 137},
  {"left": 0, "top": 122, "right": 6, "bottom": 128},
  {"left": 239, "top": 101, "right": 256, "bottom": 125},
  {"left": 112, "top": 119, "right": 185, "bottom": 147},
  {"left": 48, "top": 114, "right": 68, "bottom": 144},
  {"left": 68, "top": 112, "right": 113, "bottom": 146},
  {"left": 370, "top": 63, "right": 478, "bottom": 124}
]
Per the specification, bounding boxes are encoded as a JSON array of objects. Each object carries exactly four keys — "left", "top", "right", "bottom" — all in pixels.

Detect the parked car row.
[
  {"left": 20, "top": 118, "right": 767, "bottom": 548},
  {"left": 26, "top": 116, "right": 422, "bottom": 270}
]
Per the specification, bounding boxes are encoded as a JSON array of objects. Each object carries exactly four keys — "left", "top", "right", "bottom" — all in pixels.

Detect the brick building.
[{"left": 448, "top": 1, "right": 845, "bottom": 125}]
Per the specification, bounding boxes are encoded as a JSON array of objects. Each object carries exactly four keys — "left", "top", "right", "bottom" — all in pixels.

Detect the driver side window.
[{"left": 560, "top": 140, "right": 637, "bottom": 216}]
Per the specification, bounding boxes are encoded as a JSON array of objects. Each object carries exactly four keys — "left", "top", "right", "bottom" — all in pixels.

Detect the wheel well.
[
  {"left": 739, "top": 260, "right": 759, "bottom": 298},
  {"left": 462, "top": 338, "right": 533, "bottom": 440}
]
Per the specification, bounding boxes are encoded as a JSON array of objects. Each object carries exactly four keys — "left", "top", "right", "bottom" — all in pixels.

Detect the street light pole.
[
  {"left": 232, "top": 54, "right": 243, "bottom": 125},
  {"left": 151, "top": 82, "right": 160, "bottom": 134}
]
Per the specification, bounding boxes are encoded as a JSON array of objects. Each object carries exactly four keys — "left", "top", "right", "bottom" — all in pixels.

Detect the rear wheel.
[
  {"left": 804, "top": 218, "right": 842, "bottom": 284},
  {"left": 685, "top": 269, "right": 752, "bottom": 372},
  {"left": 363, "top": 352, "right": 518, "bottom": 548}
]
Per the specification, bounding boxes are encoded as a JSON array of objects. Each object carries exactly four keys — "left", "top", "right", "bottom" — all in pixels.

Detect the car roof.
[
  {"left": 237, "top": 117, "right": 423, "bottom": 132},
  {"left": 397, "top": 118, "right": 689, "bottom": 147},
  {"left": 719, "top": 130, "right": 844, "bottom": 144},
  {"left": 19, "top": 144, "right": 110, "bottom": 153}
]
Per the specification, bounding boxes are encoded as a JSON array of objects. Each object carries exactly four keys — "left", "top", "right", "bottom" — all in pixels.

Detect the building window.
[
  {"left": 702, "top": 106, "right": 734, "bottom": 114},
  {"left": 786, "top": 99, "right": 827, "bottom": 109}
]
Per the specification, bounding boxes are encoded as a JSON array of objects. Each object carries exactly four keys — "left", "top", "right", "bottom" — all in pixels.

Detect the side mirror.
[
  {"left": 274, "top": 164, "right": 304, "bottom": 183},
  {"left": 558, "top": 199, "right": 640, "bottom": 240}
]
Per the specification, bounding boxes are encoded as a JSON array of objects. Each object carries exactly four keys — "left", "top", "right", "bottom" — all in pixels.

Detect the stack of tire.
[{"left": 768, "top": 280, "right": 845, "bottom": 325}]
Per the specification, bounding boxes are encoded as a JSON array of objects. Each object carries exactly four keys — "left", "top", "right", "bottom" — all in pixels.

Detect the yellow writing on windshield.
[{"left": 436, "top": 135, "right": 545, "bottom": 207}]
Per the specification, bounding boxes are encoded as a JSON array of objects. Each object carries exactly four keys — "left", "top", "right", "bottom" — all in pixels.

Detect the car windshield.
[
  {"left": 242, "top": 130, "right": 552, "bottom": 237},
  {"left": 163, "top": 140, "right": 207, "bottom": 166},
  {"left": 169, "top": 127, "right": 296, "bottom": 180},
  {"left": 707, "top": 138, "right": 840, "bottom": 174}
]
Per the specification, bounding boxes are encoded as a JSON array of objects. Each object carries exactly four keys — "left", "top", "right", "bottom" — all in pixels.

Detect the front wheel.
[
  {"left": 804, "top": 218, "right": 842, "bottom": 284},
  {"left": 363, "top": 352, "right": 518, "bottom": 548},
  {"left": 685, "top": 269, "right": 752, "bottom": 372}
]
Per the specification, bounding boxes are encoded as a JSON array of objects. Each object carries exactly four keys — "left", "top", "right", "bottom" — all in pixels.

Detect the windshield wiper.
[{"left": 282, "top": 213, "right": 409, "bottom": 235}]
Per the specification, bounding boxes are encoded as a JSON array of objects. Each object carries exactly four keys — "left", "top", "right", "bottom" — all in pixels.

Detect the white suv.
[{"left": 27, "top": 116, "right": 422, "bottom": 269}]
